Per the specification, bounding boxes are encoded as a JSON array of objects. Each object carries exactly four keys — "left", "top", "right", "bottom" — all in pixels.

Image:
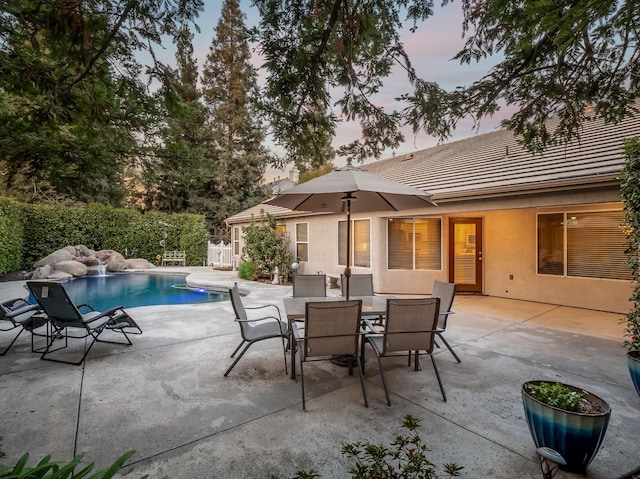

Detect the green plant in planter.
[
  {"left": 521, "top": 380, "right": 611, "bottom": 474},
  {"left": 525, "top": 381, "right": 585, "bottom": 412}
]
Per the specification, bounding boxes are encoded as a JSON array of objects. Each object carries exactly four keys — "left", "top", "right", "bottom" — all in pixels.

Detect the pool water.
[{"left": 57, "top": 273, "right": 228, "bottom": 310}]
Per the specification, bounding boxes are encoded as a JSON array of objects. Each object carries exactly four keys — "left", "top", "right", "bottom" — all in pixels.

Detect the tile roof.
[
  {"left": 227, "top": 111, "right": 639, "bottom": 223},
  {"left": 364, "top": 113, "right": 639, "bottom": 202}
]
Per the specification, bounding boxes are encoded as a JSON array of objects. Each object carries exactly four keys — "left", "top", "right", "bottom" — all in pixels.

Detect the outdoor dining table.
[{"left": 283, "top": 295, "right": 390, "bottom": 379}]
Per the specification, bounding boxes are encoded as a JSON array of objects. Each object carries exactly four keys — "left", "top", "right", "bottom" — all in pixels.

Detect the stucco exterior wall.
[{"left": 230, "top": 198, "right": 632, "bottom": 314}]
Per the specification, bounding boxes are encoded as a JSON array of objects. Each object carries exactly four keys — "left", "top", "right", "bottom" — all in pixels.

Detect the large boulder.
[
  {"left": 126, "top": 258, "right": 156, "bottom": 270},
  {"left": 95, "top": 249, "right": 120, "bottom": 263},
  {"left": 33, "top": 249, "right": 74, "bottom": 269},
  {"left": 54, "top": 260, "right": 88, "bottom": 277},
  {"left": 75, "top": 256, "right": 100, "bottom": 267},
  {"left": 107, "top": 254, "right": 128, "bottom": 272},
  {"left": 30, "top": 264, "right": 53, "bottom": 280},
  {"left": 48, "top": 271, "right": 73, "bottom": 281},
  {"left": 74, "top": 245, "right": 96, "bottom": 257}
]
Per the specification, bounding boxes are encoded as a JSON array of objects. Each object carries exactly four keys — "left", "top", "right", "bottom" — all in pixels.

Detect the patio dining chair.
[
  {"left": 0, "top": 297, "right": 43, "bottom": 355},
  {"left": 431, "top": 279, "right": 461, "bottom": 363},
  {"left": 292, "top": 274, "right": 327, "bottom": 298},
  {"left": 225, "top": 283, "right": 288, "bottom": 377},
  {"left": 27, "top": 281, "right": 142, "bottom": 365},
  {"left": 363, "top": 297, "right": 446, "bottom": 405},
  {"left": 292, "top": 299, "right": 367, "bottom": 410},
  {"left": 340, "top": 273, "right": 374, "bottom": 297}
]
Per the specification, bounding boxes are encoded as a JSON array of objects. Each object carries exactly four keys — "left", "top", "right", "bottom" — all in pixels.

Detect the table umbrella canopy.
[
  {"left": 265, "top": 163, "right": 436, "bottom": 214},
  {"left": 264, "top": 161, "right": 436, "bottom": 298}
]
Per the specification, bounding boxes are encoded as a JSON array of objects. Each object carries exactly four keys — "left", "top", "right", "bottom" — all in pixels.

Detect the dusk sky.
[{"left": 171, "top": 1, "right": 512, "bottom": 176}]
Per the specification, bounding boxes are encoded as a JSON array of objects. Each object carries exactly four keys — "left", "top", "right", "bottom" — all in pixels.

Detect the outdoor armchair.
[
  {"left": 26, "top": 281, "right": 142, "bottom": 365},
  {"left": 292, "top": 274, "right": 327, "bottom": 297},
  {"left": 363, "top": 297, "right": 446, "bottom": 405},
  {"left": 292, "top": 299, "right": 367, "bottom": 410},
  {"left": 225, "top": 283, "right": 288, "bottom": 377},
  {"left": 0, "top": 297, "right": 43, "bottom": 355},
  {"left": 431, "top": 279, "right": 461, "bottom": 363}
]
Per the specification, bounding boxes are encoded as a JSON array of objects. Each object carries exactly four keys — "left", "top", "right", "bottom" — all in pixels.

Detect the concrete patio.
[{"left": 0, "top": 268, "right": 638, "bottom": 478}]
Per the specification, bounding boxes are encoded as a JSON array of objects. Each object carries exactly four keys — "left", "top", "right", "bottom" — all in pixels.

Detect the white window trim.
[{"left": 295, "top": 222, "right": 309, "bottom": 262}]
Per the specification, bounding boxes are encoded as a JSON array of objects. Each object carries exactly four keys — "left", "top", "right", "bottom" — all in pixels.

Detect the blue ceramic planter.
[
  {"left": 522, "top": 381, "right": 611, "bottom": 474},
  {"left": 628, "top": 351, "right": 640, "bottom": 396}
]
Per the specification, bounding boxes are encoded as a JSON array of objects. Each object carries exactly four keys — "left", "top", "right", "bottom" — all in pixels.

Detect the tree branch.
[{"left": 61, "top": 0, "right": 136, "bottom": 96}]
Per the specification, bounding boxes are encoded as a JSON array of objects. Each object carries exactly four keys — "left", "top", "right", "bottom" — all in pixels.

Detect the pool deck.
[{"left": 0, "top": 267, "right": 638, "bottom": 479}]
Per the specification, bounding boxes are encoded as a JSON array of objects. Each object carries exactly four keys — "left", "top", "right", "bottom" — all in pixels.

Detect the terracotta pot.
[
  {"left": 521, "top": 380, "right": 611, "bottom": 474},
  {"left": 628, "top": 350, "right": 640, "bottom": 396}
]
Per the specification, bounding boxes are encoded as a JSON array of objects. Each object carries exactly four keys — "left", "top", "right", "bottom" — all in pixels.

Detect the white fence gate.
[{"left": 207, "top": 241, "right": 233, "bottom": 269}]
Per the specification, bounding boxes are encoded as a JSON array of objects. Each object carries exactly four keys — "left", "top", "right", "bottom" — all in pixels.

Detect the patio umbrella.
[{"left": 265, "top": 160, "right": 436, "bottom": 299}]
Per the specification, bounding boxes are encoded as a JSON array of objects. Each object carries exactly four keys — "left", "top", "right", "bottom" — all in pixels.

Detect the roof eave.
[{"left": 432, "top": 175, "right": 621, "bottom": 203}]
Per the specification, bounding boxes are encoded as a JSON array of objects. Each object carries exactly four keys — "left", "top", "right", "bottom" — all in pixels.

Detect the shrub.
[
  {"left": 238, "top": 261, "right": 257, "bottom": 280},
  {"left": 621, "top": 136, "right": 640, "bottom": 353},
  {"left": 0, "top": 198, "right": 24, "bottom": 276},
  {"left": 242, "top": 212, "right": 291, "bottom": 279},
  {"left": 0, "top": 200, "right": 209, "bottom": 269}
]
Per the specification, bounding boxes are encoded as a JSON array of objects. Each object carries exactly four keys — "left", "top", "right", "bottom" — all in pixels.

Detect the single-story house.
[{"left": 227, "top": 113, "right": 640, "bottom": 314}]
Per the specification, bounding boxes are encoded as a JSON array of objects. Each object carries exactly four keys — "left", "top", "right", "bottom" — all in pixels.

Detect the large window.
[
  {"left": 338, "top": 219, "right": 371, "bottom": 267},
  {"left": 296, "top": 223, "right": 309, "bottom": 262},
  {"left": 388, "top": 218, "right": 441, "bottom": 270},
  {"left": 538, "top": 210, "right": 631, "bottom": 280}
]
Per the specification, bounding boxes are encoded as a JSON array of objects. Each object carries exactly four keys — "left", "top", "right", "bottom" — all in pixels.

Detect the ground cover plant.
[{"left": 275, "top": 415, "right": 463, "bottom": 479}]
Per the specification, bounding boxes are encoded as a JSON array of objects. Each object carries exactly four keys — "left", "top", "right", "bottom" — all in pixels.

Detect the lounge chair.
[
  {"left": 0, "top": 297, "right": 43, "bottom": 355},
  {"left": 292, "top": 299, "right": 367, "bottom": 410},
  {"left": 292, "top": 274, "right": 327, "bottom": 297},
  {"left": 364, "top": 297, "right": 446, "bottom": 405},
  {"left": 26, "top": 281, "right": 142, "bottom": 365},
  {"left": 431, "top": 279, "right": 461, "bottom": 363},
  {"left": 225, "top": 283, "right": 288, "bottom": 377}
]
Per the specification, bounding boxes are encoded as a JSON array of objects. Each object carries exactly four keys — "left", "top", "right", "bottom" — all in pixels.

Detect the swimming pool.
[{"left": 56, "top": 273, "right": 228, "bottom": 310}]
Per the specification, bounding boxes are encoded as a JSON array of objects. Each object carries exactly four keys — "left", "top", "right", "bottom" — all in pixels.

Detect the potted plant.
[
  {"left": 624, "top": 317, "right": 640, "bottom": 396},
  {"left": 521, "top": 381, "right": 611, "bottom": 474},
  {"left": 621, "top": 137, "right": 640, "bottom": 397}
]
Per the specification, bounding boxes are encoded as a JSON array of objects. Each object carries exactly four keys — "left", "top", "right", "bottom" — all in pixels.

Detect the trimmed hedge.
[
  {"left": 0, "top": 200, "right": 209, "bottom": 273},
  {"left": 0, "top": 198, "right": 23, "bottom": 276}
]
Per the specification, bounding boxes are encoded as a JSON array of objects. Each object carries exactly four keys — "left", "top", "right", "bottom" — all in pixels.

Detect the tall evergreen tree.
[
  {"left": 199, "top": 0, "right": 268, "bottom": 233},
  {"left": 142, "top": 25, "right": 209, "bottom": 212},
  {"left": 0, "top": 0, "right": 203, "bottom": 205}
]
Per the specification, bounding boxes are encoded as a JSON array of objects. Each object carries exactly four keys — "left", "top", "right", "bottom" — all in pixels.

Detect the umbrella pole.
[{"left": 343, "top": 194, "right": 353, "bottom": 300}]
